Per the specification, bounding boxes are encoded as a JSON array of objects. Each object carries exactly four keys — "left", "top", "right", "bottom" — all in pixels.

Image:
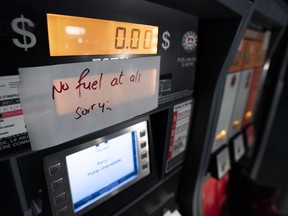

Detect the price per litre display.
[{"left": 47, "top": 14, "right": 159, "bottom": 56}]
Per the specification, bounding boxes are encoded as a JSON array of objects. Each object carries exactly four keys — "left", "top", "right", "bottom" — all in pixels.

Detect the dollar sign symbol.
[
  {"left": 162, "top": 30, "right": 170, "bottom": 51},
  {"left": 11, "top": 15, "right": 37, "bottom": 51}
]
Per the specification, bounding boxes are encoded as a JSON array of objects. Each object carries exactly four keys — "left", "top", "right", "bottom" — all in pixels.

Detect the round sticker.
[{"left": 182, "top": 31, "right": 197, "bottom": 53}]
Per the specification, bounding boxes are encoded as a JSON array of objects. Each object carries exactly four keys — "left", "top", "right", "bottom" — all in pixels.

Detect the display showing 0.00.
[{"left": 115, "top": 27, "right": 152, "bottom": 49}]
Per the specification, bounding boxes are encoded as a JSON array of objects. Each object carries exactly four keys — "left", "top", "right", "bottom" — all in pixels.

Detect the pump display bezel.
[{"left": 43, "top": 121, "right": 150, "bottom": 216}]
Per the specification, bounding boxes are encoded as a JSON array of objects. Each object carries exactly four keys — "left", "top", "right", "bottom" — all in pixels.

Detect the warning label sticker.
[
  {"left": 166, "top": 100, "right": 193, "bottom": 173},
  {"left": 0, "top": 76, "right": 30, "bottom": 156}
]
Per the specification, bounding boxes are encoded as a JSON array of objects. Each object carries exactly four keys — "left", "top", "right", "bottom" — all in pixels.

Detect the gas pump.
[{"left": 0, "top": 0, "right": 198, "bottom": 215}]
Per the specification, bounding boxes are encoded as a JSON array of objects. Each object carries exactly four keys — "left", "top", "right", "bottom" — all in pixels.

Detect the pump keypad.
[
  {"left": 49, "top": 163, "right": 62, "bottom": 176},
  {"left": 52, "top": 178, "right": 64, "bottom": 191}
]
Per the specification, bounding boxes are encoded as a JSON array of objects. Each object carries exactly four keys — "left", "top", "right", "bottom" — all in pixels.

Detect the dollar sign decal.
[
  {"left": 11, "top": 15, "right": 37, "bottom": 51},
  {"left": 162, "top": 30, "right": 170, "bottom": 51}
]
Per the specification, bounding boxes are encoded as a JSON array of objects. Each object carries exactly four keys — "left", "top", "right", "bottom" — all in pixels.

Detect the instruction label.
[
  {"left": 166, "top": 100, "right": 193, "bottom": 173},
  {"left": 0, "top": 76, "right": 30, "bottom": 156}
]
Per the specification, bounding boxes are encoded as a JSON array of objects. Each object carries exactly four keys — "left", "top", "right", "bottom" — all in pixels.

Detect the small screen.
[
  {"left": 47, "top": 13, "right": 158, "bottom": 56},
  {"left": 66, "top": 131, "right": 139, "bottom": 213}
]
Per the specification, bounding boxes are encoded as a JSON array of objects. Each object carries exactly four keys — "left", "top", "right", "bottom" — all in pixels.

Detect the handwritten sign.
[{"left": 18, "top": 56, "right": 160, "bottom": 150}]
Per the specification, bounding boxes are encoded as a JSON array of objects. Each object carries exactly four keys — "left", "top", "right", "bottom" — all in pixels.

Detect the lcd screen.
[
  {"left": 47, "top": 13, "right": 158, "bottom": 56},
  {"left": 66, "top": 131, "right": 139, "bottom": 213}
]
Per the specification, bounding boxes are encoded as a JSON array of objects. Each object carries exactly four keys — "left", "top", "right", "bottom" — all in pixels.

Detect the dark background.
[{"left": 257, "top": 63, "right": 288, "bottom": 214}]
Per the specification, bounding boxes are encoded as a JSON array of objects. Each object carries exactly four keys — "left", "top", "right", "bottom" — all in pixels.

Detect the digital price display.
[{"left": 47, "top": 14, "right": 159, "bottom": 56}]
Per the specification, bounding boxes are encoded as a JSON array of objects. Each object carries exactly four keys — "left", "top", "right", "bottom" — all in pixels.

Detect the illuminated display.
[
  {"left": 66, "top": 131, "right": 139, "bottom": 212},
  {"left": 216, "top": 130, "right": 227, "bottom": 141},
  {"left": 47, "top": 14, "right": 159, "bottom": 56},
  {"left": 43, "top": 121, "right": 150, "bottom": 215}
]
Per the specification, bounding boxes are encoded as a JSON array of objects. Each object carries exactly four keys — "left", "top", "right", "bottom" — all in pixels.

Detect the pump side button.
[
  {"left": 52, "top": 178, "right": 64, "bottom": 191},
  {"left": 57, "top": 206, "right": 68, "bottom": 216},
  {"left": 55, "top": 192, "right": 66, "bottom": 205},
  {"left": 49, "top": 163, "right": 62, "bottom": 176}
]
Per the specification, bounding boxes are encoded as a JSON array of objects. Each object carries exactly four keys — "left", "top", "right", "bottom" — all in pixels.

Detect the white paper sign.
[{"left": 18, "top": 56, "right": 160, "bottom": 150}]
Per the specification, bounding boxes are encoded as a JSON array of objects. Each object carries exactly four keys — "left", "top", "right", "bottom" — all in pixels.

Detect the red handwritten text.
[
  {"left": 75, "top": 101, "right": 112, "bottom": 119},
  {"left": 52, "top": 81, "right": 69, "bottom": 100},
  {"left": 110, "top": 71, "right": 125, "bottom": 86},
  {"left": 129, "top": 71, "right": 141, "bottom": 83},
  {"left": 76, "top": 68, "right": 103, "bottom": 98}
]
